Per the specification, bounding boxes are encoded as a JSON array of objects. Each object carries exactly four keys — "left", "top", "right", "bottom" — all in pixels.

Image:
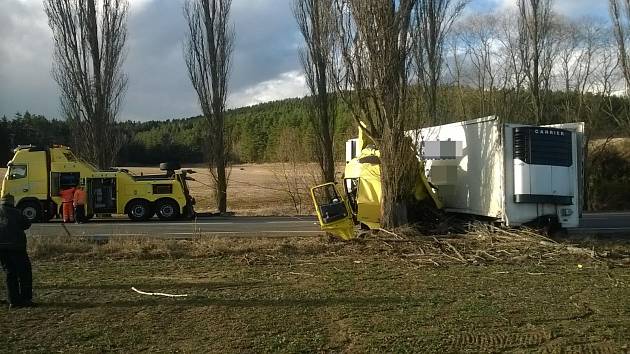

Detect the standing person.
[
  {"left": 0, "top": 194, "right": 35, "bottom": 308},
  {"left": 73, "top": 185, "right": 87, "bottom": 224},
  {"left": 59, "top": 186, "right": 75, "bottom": 223}
]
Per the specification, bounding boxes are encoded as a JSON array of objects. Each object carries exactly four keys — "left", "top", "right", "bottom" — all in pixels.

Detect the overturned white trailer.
[{"left": 409, "top": 116, "right": 584, "bottom": 229}]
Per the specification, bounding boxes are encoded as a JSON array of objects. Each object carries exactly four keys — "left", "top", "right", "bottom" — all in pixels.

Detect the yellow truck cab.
[
  {"left": 310, "top": 126, "right": 442, "bottom": 239},
  {"left": 1, "top": 145, "right": 196, "bottom": 222}
]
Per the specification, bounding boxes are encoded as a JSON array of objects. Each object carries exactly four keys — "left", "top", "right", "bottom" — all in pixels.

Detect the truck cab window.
[
  {"left": 312, "top": 184, "right": 348, "bottom": 224},
  {"left": 8, "top": 165, "right": 27, "bottom": 180}
]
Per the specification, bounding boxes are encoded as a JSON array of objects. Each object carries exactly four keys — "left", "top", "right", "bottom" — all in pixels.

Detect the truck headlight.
[{"left": 561, "top": 208, "right": 573, "bottom": 217}]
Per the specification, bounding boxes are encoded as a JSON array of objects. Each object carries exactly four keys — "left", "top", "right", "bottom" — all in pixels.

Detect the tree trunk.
[
  {"left": 213, "top": 109, "right": 228, "bottom": 213},
  {"left": 321, "top": 132, "right": 336, "bottom": 183},
  {"left": 319, "top": 93, "right": 336, "bottom": 183},
  {"left": 378, "top": 126, "right": 416, "bottom": 228},
  {"left": 216, "top": 155, "right": 228, "bottom": 213}
]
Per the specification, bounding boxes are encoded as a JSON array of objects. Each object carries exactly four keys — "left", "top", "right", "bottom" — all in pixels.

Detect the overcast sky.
[{"left": 0, "top": 0, "right": 610, "bottom": 121}]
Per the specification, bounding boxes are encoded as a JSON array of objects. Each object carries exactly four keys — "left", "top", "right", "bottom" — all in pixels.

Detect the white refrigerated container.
[{"left": 410, "top": 116, "right": 584, "bottom": 228}]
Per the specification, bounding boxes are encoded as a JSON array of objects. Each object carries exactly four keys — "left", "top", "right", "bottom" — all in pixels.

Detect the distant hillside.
[
  {"left": 2, "top": 88, "right": 627, "bottom": 166},
  {"left": 116, "top": 97, "right": 355, "bottom": 165}
]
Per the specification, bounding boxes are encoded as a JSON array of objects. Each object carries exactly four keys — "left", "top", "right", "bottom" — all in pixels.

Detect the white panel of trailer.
[{"left": 412, "top": 116, "right": 505, "bottom": 220}]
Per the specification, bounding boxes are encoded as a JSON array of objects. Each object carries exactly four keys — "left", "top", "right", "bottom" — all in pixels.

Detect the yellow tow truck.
[{"left": 1, "top": 145, "right": 196, "bottom": 222}]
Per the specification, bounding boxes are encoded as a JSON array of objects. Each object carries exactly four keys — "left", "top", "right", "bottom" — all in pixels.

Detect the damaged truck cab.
[
  {"left": 311, "top": 124, "right": 442, "bottom": 239},
  {"left": 1, "top": 145, "right": 195, "bottom": 222}
]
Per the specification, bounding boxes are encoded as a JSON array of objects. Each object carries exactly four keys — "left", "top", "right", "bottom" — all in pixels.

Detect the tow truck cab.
[{"left": 1, "top": 145, "right": 195, "bottom": 222}]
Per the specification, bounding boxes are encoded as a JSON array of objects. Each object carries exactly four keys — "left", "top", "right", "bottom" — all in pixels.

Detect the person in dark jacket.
[{"left": 0, "top": 194, "right": 34, "bottom": 308}]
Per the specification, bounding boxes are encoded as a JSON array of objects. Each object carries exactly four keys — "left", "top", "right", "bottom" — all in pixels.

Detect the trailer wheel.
[
  {"left": 156, "top": 199, "right": 180, "bottom": 221},
  {"left": 127, "top": 200, "right": 153, "bottom": 221},
  {"left": 19, "top": 201, "right": 43, "bottom": 223}
]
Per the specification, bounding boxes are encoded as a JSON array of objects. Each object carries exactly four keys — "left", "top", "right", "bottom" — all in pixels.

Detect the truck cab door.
[{"left": 310, "top": 183, "right": 355, "bottom": 240}]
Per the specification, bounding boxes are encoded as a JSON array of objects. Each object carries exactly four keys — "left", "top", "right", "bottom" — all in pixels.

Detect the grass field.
[{"left": 0, "top": 234, "right": 629, "bottom": 352}]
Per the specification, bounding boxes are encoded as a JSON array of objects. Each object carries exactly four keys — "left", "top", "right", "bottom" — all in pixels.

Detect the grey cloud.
[
  {"left": 553, "top": 0, "right": 609, "bottom": 20},
  {"left": 0, "top": 0, "right": 303, "bottom": 121},
  {"left": 123, "top": 0, "right": 198, "bottom": 120},
  {"left": 0, "top": 0, "right": 58, "bottom": 119},
  {"left": 230, "top": 0, "right": 302, "bottom": 90},
  {"left": 123, "top": 0, "right": 304, "bottom": 120}
]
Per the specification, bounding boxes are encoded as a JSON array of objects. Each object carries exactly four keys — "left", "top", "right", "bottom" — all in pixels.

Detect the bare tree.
[
  {"left": 273, "top": 127, "right": 317, "bottom": 215},
  {"left": 459, "top": 13, "right": 500, "bottom": 117},
  {"left": 443, "top": 28, "right": 469, "bottom": 119},
  {"left": 517, "top": 0, "right": 556, "bottom": 124},
  {"left": 610, "top": 0, "right": 630, "bottom": 133},
  {"left": 494, "top": 10, "right": 529, "bottom": 121},
  {"left": 44, "top": 0, "right": 128, "bottom": 168},
  {"left": 555, "top": 17, "right": 605, "bottom": 124},
  {"left": 413, "top": 0, "right": 467, "bottom": 123},
  {"left": 293, "top": 0, "right": 337, "bottom": 184},
  {"left": 184, "top": 0, "right": 234, "bottom": 213},
  {"left": 331, "top": 0, "right": 420, "bottom": 228}
]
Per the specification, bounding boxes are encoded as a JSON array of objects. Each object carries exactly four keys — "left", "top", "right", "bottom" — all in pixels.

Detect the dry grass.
[
  {"left": 1, "top": 230, "right": 628, "bottom": 352},
  {"left": 591, "top": 137, "right": 630, "bottom": 158},
  {"left": 128, "top": 163, "right": 320, "bottom": 215},
  {"left": 26, "top": 226, "right": 630, "bottom": 267},
  {"left": 27, "top": 234, "right": 332, "bottom": 261}
]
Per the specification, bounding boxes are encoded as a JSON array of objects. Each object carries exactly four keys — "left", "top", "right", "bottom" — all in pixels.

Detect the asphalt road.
[
  {"left": 577, "top": 212, "right": 630, "bottom": 233},
  {"left": 26, "top": 212, "right": 630, "bottom": 239},
  {"left": 28, "top": 216, "right": 323, "bottom": 239}
]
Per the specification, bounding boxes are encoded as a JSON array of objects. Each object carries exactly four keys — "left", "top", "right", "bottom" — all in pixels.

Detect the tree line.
[
  {"left": 2, "top": 86, "right": 626, "bottom": 168},
  {"left": 0, "top": 100, "right": 355, "bottom": 166}
]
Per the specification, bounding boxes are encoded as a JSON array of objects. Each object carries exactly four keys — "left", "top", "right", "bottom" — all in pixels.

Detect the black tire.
[
  {"left": 19, "top": 201, "right": 43, "bottom": 223},
  {"left": 159, "top": 162, "right": 181, "bottom": 171},
  {"left": 127, "top": 200, "right": 153, "bottom": 221},
  {"left": 44, "top": 202, "right": 57, "bottom": 222},
  {"left": 156, "top": 199, "right": 181, "bottom": 221}
]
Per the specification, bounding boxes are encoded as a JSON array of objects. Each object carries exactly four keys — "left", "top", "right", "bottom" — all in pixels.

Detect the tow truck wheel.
[
  {"left": 127, "top": 200, "right": 152, "bottom": 222},
  {"left": 19, "top": 201, "right": 42, "bottom": 223},
  {"left": 156, "top": 199, "right": 180, "bottom": 221},
  {"left": 44, "top": 202, "right": 57, "bottom": 222}
]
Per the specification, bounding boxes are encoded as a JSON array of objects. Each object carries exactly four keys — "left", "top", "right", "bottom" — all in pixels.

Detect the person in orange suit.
[
  {"left": 73, "top": 186, "right": 87, "bottom": 223},
  {"left": 59, "top": 186, "right": 76, "bottom": 223}
]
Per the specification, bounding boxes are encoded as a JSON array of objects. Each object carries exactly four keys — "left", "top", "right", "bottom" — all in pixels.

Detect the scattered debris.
[{"left": 131, "top": 287, "right": 188, "bottom": 298}]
